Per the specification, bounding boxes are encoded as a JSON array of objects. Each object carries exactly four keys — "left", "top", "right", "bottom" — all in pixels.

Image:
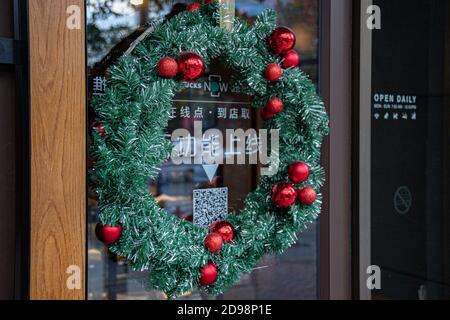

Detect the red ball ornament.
[
  {"left": 264, "top": 63, "right": 282, "bottom": 82},
  {"left": 288, "top": 162, "right": 310, "bottom": 184},
  {"left": 298, "top": 186, "right": 317, "bottom": 206},
  {"left": 186, "top": 2, "right": 201, "bottom": 11},
  {"left": 266, "top": 97, "right": 284, "bottom": 114},
  {"left": 94, "top": 123, "right": 107, "bottom": 138},
  {"left": 260, "top": 108, "right": 274, "bottom": 121},
  {"left": 204, "top": 232, "right": 223, "bottom": 253},
  {"left": 177, "top": 52, "right": 205, "bottom": 81},
  {"left": 95, "top": 223, "right": 122, "bottom": 245},
  {"left": 156, "top": 57, "right": 178, "bottom": 78},
  {"left": 268, "top": 27, "right": 296, "bottom": 53},
  {"left": 281, "top": 50, "right": 300, "bottom": 69},
  {"left": 271, "top": 182, "right": 297, "bottom": 209},
  {"left": 199, "top": 263, "right": 218, "bottom": 286},
  {"left": 211, "top": 220, "right": 235, "bottom": 243}
]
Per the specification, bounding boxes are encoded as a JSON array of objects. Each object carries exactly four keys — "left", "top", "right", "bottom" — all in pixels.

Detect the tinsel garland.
[{"left": 91, "top": 3, "right": 329, "bottom": 298}]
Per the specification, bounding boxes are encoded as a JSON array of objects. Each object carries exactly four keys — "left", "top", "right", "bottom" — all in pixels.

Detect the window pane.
[
  {"left": 87, "top": 0, "right": 320, "bottom": 300},
  {"left": 370, "top": 0, "right": 450, "bottom": 300}
]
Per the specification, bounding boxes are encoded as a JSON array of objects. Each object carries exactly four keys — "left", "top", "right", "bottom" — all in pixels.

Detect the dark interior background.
[
  {"left": 0, "top": 0, "right": 17, "bottom": 300},
  {"left": 371, "top": 0, "right": 450, "bottom": 300}
]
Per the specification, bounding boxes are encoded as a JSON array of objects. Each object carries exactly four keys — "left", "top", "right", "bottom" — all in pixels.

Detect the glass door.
[
  {"left": 86, "top": 0, "right": 321, "bottom": 300},
  {"left": 356, "top": 0, "right": 450, "bottom": 300}
]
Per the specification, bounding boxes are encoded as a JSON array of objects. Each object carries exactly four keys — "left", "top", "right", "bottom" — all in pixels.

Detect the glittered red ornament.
[
  {"left": 266, "top": 97, "right": 284, "bottom": 114},
  {"left": 199, "top": 263, "right": 218, "bottom": 286},
  {"left": 186, "top": 2, "right": 201, "bottom": 11},
  {"left": 264, "top": 63, "right": 282, "bottom": 82},
  {"left": 211, "top": 220, "right": 235, "bottom": 243},
  {"left": 288, "top": 162, "right": 310, "bottom": 184},
  {"left": 94, "top": 123, "right": 107, "bottom": 138},
  {"left": 268, "top": 27, "right": 296, "bottom": 53},
  {"left": 298, "top": 186, "right": 317, "bottom": 206},
  {"left": 261, "top": 108, "right": 274, "bottom": 121},
  {"left": 177, "top": 52, "right": 205, "bottom": 81},
  {"left": 95, "top": 224, "right": 122, "bottom": 245},
  {"left": 281, "top": 50, "right": 300, "bottom": 69},
  {"left": 204, "top": 232, "right": 223, "bottom": 253},
  {"left": 156, "top": 57, "right": 178, "bottom": 78},
  {"left": 271, "top": 182, "right": 297, "bottom": 208}
]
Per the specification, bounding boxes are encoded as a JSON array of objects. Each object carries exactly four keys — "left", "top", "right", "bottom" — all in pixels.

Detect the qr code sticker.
[{"left": 193, "top": 187, "right": 228, "bottom": 228}]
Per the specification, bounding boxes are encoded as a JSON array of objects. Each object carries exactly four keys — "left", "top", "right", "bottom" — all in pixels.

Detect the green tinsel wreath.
[{"left": 91, "top": 3, "right": 329, "bottom": 299}]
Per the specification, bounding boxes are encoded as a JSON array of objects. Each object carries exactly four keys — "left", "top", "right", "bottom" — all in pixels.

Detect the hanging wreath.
[{"left": 91, "top": 2, "right": 329, "bottom": 299}]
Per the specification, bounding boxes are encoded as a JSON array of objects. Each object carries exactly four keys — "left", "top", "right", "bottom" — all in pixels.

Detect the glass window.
[
  {"left": 87, "top": 0, "right": 320, "bottom": 300},
  {"left": 368, "top": 0, "right": 450, "bottom": 300}
]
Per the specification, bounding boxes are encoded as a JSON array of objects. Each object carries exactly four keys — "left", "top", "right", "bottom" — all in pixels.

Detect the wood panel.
[{"left": 29, "top": 0, "right": 86, "bottom": 300}]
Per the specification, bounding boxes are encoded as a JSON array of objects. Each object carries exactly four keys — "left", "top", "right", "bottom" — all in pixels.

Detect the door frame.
[
  {"left": 27, "top": 0, "right": 86, "bottom": 300},
  {"left": 319, "top": 0, "right": 353, "bottom": 300},
  {"left": 25, "top": 0, "right": 353, "bottom": 300}
]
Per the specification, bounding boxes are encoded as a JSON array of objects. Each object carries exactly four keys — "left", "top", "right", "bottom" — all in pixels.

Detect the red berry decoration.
[
  {"left": 268, "top": 27, "right": 296, "bottom": 53},
  {"left": 266, "top": 97, "right": 284, "bottom": 114},
  {"left": 288, "top": 162, "right": 310, "bottom": 184},
  {"left": 94, "top": 123, "right": 107, "bottom": 138},
  {"left": 271, "top": 182, "right": 297, "bottom": 209},
  {"left": 95, "top": 224, "right": 122, "bottom": 245},
  {"left": 156, "top": 57, "right": 178, "bottom": 78},
  {"left": 264, "top": 63, "right": 282, "bottom": 82},
  {"left": 260, "top": 108, "right": 274, "bottom": 121},
  {"left": 204, "top": 232, "right": 223, "bottom": 253},
  {"left": 211, "top": 220, "right": 235, "bottom": 243},
  {"left": 177, "top": 52, "right": 205, "bottom": 81},
  {"left": 186, "top": 2, "right": 201, "bottom": 12},
  {"left": 298, "top": 187, "right": 317, "bottom": 206},
  {"left": 199, "top": 263, "right": 218, "bottom": 286},
  {"left": 281, "top": 50, "right": 300, "bottom": 69}
]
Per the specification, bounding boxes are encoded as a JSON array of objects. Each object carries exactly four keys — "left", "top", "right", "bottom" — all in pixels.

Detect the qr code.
[{"left": 193, "top": 187, "right": 228, "bottom": 228}]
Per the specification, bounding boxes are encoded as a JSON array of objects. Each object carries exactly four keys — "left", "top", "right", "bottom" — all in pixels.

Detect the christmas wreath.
[{"left": 91, "top": 2, "right": 329, "bottom": 298}]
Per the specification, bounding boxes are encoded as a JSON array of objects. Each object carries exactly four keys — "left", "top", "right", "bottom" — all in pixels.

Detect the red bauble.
[
  {"left": 288, "top": 162, "right": 310, "bottom": 184},
  {"left": 186, "top": 2, "right": 201, "bottom": 11},
  {"left": 261, "top": 108, "right": 274, "bottom": 121},
  {"left": 156, "top": 57, "right": 178, "bottom": 78},
  {"left": 266, "top": 97, "right": 284, "bottom": 114},
  {"left": 268, "top": 27, "right": 296, "bottom": 53},
  {"left": 95, "top": 224, "right": 122, "bottom": 245},
  {"left": 298, "top": 187, "right": 317, "bottom": 206},
  {"left": 94, "top": 123, "right": 107, "bottom": 138},
  {"left": 264, "top": 63, "right": 282, "bottom": 82},
  {"left": 211, "top": 220, "right": 235, "bottom": 243},
  {"left": 177, "top": 52, "right": 205, "bottom": 81},
  {"left": 281, "top": 50, "right": 300, "bottom": 69},
  {"left": 199, "top": 263, "right": 218, "bottom": 286},
  {"left": 204, "top": 232, "right": 223, "bottom": 253},
  {"left": 271, "top": 182, "right": 297, "bottom": 208}
]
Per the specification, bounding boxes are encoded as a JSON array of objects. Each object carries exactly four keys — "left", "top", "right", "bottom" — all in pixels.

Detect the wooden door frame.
[
  {"left": 28, "top": 0, "right": 86, "bottom": 300},
  {"left": 24, "top": 0, "right": 353, "bottom": 300}
]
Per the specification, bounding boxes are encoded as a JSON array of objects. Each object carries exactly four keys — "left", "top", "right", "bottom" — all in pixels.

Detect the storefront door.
[{"left": 25, "top": 0, "right": 352, "bottom": 300}]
